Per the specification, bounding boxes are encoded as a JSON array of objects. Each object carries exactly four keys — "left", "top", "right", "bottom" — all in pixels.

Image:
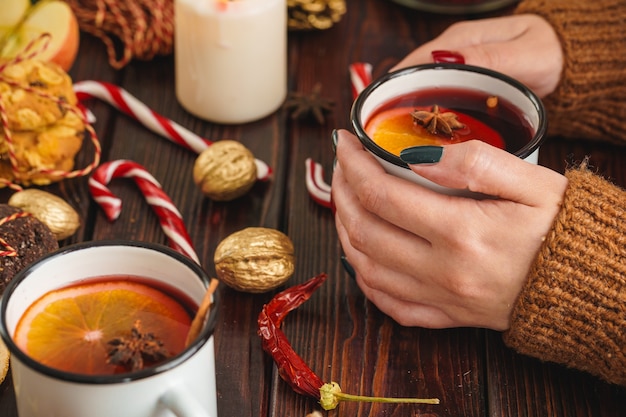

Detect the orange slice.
[
  {"left": 365, "top": 106, "right": 505, "bottom": 156},
  {"left": 14, "top": 279, "right": 192, "bottom": 375}
]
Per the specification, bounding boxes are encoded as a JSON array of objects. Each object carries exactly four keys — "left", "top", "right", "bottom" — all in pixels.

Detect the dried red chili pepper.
[
  {"left": 257, "top": 273, "right": 440, "bottom": 410},
  {"left": 257, "top": 273, "right": 327, "bottom": 397}
]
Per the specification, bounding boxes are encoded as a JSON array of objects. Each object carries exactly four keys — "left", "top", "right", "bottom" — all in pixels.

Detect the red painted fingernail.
[{"left": 431, "top": 50, "right": 466, "bottom": 64}]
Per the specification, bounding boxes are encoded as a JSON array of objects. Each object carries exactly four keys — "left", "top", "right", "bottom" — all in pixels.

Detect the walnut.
[
  {"left": 8, "top": 189, "right": 80, "bottom": 240},
  {"left": 214, "top": 227, "right": 295, "bottom": 293},
  {"left": 193, "top": 140, "right": 257, "bottom": 202}
]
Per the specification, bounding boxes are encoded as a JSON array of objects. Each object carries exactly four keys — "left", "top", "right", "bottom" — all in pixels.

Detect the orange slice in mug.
[{"left": 13, "top": 279, "right": 193, "bottom": 375}]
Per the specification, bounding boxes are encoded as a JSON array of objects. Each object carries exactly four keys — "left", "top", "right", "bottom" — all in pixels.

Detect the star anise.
[
  {"left": 411, "top": 105, "right": 465, "bottom": 137},
  {"left": 106, "top": 320, "right": 170, "bottom": 372},
  {"left": 283, "top": 83, "right": 334, "bottom": 124}
]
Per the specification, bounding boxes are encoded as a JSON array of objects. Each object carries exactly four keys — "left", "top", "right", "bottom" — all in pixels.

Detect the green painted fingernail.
[
  {"left": 400, "top": 146, "right": 443, "bottom": 164},
  {"left": 340, "top": 255, "right": 356, "bottom": 280},
  {"left": 331, "top": 129, "right": 339, "bottom": 154}
]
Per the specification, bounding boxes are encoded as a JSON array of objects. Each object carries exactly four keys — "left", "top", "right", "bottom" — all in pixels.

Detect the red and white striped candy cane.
[
  {"left": 305, "top": 63, "right": 374, "bottom": 209},
  {"left": 305, "top": 158, "right": 332, "bottom": 209},
  {"left": 349, "top": 62, "right": 373, "bottom": 100},
  {"left": 74, "top": 80, "right": 272, "bottom": 181},
  {"left": 89, "top": 160, "right": 199, "bottom": 263}
]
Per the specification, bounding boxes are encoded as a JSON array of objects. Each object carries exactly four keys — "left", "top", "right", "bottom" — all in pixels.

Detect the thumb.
[{"left": 399, "top": 141, "right": 562, "bottom": 205}]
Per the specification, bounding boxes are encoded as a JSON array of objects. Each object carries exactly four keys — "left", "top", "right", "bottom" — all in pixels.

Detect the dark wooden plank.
[{"left": 486, "top": 331, "right": 626, "bottom": 417}]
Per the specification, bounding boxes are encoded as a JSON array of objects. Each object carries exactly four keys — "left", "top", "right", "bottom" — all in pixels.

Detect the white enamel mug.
[
  {"left": 351, "top": 63, "right": 547, "bottom": 196},
  {"left": 0, "top": 240, "right": 219, "bottom": 417}
]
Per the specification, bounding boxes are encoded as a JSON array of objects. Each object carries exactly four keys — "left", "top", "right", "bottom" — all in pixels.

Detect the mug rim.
[
  {"left": 0, "top": 239, "right": 219, "bottom": 385},
  {"left": 350, "top": 63, "right": 548, "bottom": 170}
]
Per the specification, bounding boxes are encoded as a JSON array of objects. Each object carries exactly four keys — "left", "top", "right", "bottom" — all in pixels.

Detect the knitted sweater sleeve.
[
  {"left": 514, "top": 0, "right": 626, "bottom": 145},
  {"left": 503, "top": 168, "right": 626, "bottom": 386}
]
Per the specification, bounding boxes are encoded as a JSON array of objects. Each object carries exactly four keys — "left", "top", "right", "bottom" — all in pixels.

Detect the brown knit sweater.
[
  {"left": 515, "top": 0, "right": 626, "bottom": 144},
  {"left": 502, "top": 0, "right": 626, "bottom": 387}
]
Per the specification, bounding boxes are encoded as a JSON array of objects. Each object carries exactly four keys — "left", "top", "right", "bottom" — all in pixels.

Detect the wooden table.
[{"left": 1, "top": 0, "right": 624, "bottom": 416}]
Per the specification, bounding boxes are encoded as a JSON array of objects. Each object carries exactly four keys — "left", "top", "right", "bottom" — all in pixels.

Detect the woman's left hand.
[{"left": 392, "top": 14, "right": 563, "bottom": 98}]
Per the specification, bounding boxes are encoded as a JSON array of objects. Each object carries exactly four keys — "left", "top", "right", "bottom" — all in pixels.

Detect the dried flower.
[{"left": 106, "top": 320, "right": 170, "bottom": 372}]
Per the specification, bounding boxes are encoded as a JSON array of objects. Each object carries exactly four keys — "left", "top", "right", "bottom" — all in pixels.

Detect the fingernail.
[
  {"left": 340, "top": 255, "right": 356, "bottom": 280},
  {"left": 331, "top": 129, "right": 339, "bottom": 154},
  {"left": 431, "top": 50, "right": 466, "bottom": 64},
  {"left": 400, "top": 146, "right": 443, "bottom": 164}
]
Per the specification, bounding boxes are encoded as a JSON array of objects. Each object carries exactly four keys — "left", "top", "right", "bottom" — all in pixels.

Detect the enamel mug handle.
[{"left": 159, "top": 385, "right": 215, "bottom": 417}]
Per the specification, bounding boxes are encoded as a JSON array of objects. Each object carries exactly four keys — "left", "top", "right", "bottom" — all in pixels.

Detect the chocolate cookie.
[{"left": 0, "top": 204, "right": 58, "bottom": 294}]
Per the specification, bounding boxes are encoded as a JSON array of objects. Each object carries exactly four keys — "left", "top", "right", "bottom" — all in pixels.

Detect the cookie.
[
  {"left": 0, "top": 59, "right": 78, "bottom": 131},
  {"left": 0, "top": 204, "right": 58, "bottom": 294},
  {"left": 0, "top": 110, "right": 85, "bottom": 186},
  {"left": 0, "top": 338, "right": 8, "bottom": 385}
]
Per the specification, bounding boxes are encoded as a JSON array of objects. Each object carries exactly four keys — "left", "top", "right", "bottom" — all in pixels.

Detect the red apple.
[{"left": 0, "top": 0, "right": 80, "bottom": 72}]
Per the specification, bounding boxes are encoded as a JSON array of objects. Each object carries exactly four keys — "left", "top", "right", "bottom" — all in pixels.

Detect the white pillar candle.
[{"left": 175, "top": 0, "right": 287, "bottom": 124}]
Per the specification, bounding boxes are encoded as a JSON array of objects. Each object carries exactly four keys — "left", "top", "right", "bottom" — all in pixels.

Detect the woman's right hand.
[
  {"left": 332, "top": 130, "right": 568, "bottom": 330},
  {"left": 393, "top": 14, "right": 564, "bottom": 98}
]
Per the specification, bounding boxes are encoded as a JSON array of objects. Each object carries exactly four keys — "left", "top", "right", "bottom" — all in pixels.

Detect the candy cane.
[
  {"left": 89, "top": 159, "right": 199, "bottom": 263},
  {"left": 349, "top": 62, "right": 373, "bottom": 100},
  {"left": 74, "top": 81, "right": 272, "bottom": 181},
  {"left": 305, "top": 158, "right": 332, "bottom": 209}
]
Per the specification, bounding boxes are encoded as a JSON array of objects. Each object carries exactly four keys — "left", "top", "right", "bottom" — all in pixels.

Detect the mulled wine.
[{"left": 365, "top": 87, "right": 533, "bottom": 157}]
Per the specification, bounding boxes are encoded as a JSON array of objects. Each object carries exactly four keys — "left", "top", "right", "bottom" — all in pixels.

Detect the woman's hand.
[
  {"left": 393, "top": 14, "right": 563, "bottom": 98},
  {"left": 331, "top": 130, "right": 568, "bottom": 330}
]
